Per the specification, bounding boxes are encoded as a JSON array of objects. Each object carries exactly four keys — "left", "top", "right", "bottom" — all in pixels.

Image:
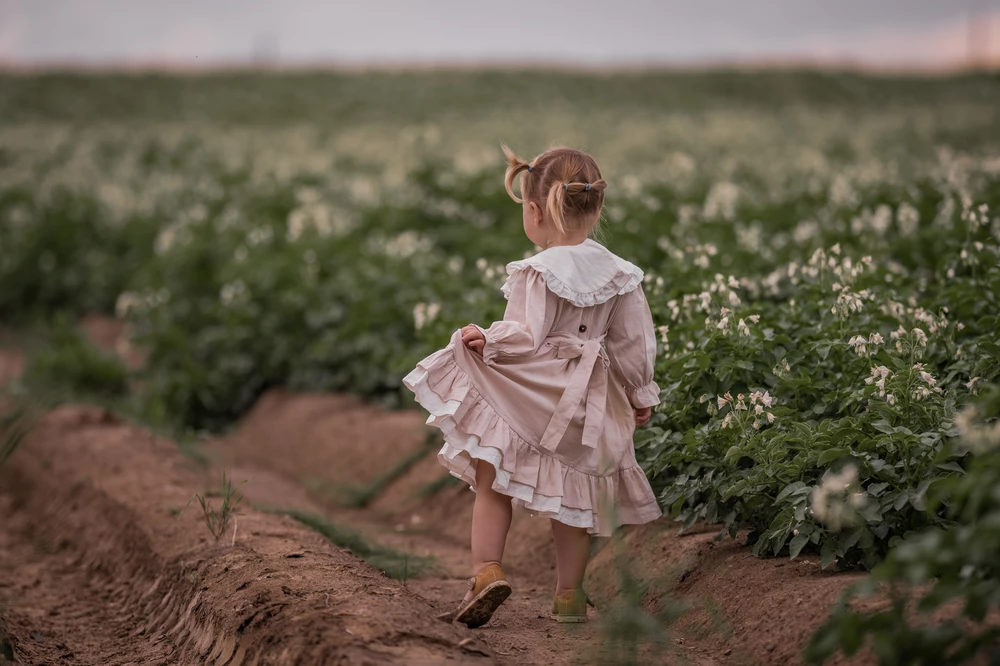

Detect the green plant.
[
  {"left": 334, "top": 443, "right": 433, "bottom": 508},
  {"left": 805, "top": 384, "right": 1000, "bottom": 665},
  {"left": 264, "top": 507, "right": 437, "bottom": 582},
  {"left": 412, "top": 472, "right": 463, "bottom": 499},
  {"left": 22, "top": 318, "right": 128, "bottom": 400},
  {"left": 593, "top": 535, "right": 688, "bottom": 665},
  {"left": 0, "top": 406, "right": 37, "bottom": 468},
  {"left": 185, "top": 470, "right": 246, "bottom": 541}
]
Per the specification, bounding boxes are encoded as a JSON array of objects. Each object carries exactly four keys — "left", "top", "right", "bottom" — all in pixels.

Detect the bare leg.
[
  {"left": 464, "top": 461, "right": 512, "bottom": 602},
  {"left": 550, "top": 519, "right": 591, "bottom": 594}
]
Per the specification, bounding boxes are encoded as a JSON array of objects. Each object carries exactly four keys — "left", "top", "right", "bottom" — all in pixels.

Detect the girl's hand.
[
  {"left": 634, "top": 407, "right": 651, "bottom": 427},
  {"left": 461, "top": 324, "right": 486, "bottom": 356}
]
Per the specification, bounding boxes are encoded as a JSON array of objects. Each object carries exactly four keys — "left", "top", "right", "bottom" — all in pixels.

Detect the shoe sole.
[
  {"left": 455, "top": 581, "right": 512, "bottom": 628},
  {"left": 553, "top": 613, "right": 587, "bottom": 623}
]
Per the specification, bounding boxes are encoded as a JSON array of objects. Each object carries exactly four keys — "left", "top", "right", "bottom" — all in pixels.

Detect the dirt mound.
[
  {"left": 218, "top": 389, "right": 558, "bottom": 577},
  {"left": 0, "top": 405, "right": 492, "bottom": 665},
  {"left": 220, "top": 388, "right": 430, "bottom": 495}
]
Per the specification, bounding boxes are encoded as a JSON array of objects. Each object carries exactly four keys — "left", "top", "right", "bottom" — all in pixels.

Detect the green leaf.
[
  {"left": 872, "top": 420, "right": 895, "bottom": 435},
  {"left": 866, "top": 482, "right": 889, "bottom": 496},
  {"left": 776, "top": 481, "right": 807, "bottom": 502},
  {"left": 817, "top": 448, "right": 851, "bottom": 466},
  {"left": 789, "top": 532, "right": 810, "bottom": 559},
  {"left": 820, "top": 539, "right": 838, "bottom": 569}
]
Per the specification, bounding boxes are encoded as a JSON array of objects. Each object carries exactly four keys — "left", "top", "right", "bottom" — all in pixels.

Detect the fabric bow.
[{"left": 538, "top": 332, "right": 609, "bottom": 451}]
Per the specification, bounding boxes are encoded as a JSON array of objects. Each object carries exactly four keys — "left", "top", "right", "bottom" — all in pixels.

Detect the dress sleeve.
[
  {"left": 480, "top": 268, "right": 556, "bottom": 366},
  {"left": 605, "top": 285, "right": 661, "bottom": 408}
]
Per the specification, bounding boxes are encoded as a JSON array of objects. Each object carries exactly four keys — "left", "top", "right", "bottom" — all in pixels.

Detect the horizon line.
[{"left": 1, "top": 54, "right": 998, "bottom": 76}]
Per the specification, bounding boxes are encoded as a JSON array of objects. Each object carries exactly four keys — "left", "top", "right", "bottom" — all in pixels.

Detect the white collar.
[{"left": 502, "top": 239, "right": 644, "bottom": 307}]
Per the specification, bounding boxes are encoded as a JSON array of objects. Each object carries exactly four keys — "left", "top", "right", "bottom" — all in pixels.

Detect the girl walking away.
[{"left": 403, "top": 145, "right": 661, "bottom": 628}]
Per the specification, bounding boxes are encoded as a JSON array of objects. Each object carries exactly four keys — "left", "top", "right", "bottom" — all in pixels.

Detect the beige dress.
[{"left": 404, "top": 239, "right": 661, "bottom": 536}]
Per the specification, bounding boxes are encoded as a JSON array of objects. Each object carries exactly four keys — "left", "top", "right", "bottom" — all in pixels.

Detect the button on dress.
[{"left": 404, "top": 239, "right": 662, "bottom": 536}]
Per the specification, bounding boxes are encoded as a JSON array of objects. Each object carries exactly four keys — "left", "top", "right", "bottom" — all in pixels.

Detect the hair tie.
[
  {"left": 526, "top": 164, "right": 533, "bottom": 173},
  {"left": 563, "top": 183, "right": 569, "bottom": 192},
  {"left": 584, "top": 183, "right": 592, "bottom": 191}
]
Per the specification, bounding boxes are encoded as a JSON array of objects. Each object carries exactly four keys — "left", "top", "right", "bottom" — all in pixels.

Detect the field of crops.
[{"left": 2, "top": 70, "right": 999, "bottom": 663}]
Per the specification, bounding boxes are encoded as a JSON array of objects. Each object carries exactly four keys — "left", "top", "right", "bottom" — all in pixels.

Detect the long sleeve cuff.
[
  {"left": 627, "top": 381, "right": 661, "bottom": 409},
  {"left": 478, "top": 325, "right": 501, "bottom": 366}
]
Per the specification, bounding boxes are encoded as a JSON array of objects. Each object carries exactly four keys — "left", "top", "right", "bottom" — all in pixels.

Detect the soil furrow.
[{"left": 0, "top": 405, "right": 492, "bottom": 665}]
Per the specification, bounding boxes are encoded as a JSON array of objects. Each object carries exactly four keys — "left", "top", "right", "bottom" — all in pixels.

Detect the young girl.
[{"left": 403, "top": 145, "right": 661, "bottom": 628}]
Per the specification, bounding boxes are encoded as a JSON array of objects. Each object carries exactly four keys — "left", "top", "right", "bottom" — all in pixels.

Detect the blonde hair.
[{"left": 502, "top": 144, "right": 607, "bottom": 236}]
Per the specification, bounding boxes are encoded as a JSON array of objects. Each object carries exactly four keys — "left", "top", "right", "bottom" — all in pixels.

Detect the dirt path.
[
  {"left": 209, "top": 389, "right": 870, "bottom": 666},
  {"left": 0, "top": 327, "right": 871, "bottom": 665}
]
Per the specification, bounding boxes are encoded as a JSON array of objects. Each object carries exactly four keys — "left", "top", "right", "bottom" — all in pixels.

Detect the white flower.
[
  {"left": 886, "top": 393, "right": 896, "bottom": 405},
  {"left": 413, "top": 303, "right": 428, "bottom": 331},
  {"left": 754, "top": 404, "right": 763, "bottom": 415},
  {"left": 919, "top": 371, "right": 936, "bottom": 387},
  {"left": 748, "top": 314, "right": 760, "bottom": 324},
  {"left": 966, "top": 377, "right": 981, "bottom": 391},
  {"left": 865, "top": 366, "right": 892, "bottom": 396},
  {"left": 737, "top": 319, "right": 751, "bottom": 337},
  {"left": 728, "top": 290, "right": 742, "bottom": 307},
  {"left": 657, "top": 325, "right": 670, "bottom": 344},
  {"left": 897, "top": 202, "right": 920, "bottom": 237},
  {"left": 912, "top": 328, "right": 928, "bottom": 347},
  {"left": 766, "top": 411, "right": 775, "bottom": 423},
  {"left": 848, "top": 335, "right": 867, "bottom": 357},
  {"left": 220, "top": 280, "right": 247, "bottom": 306},
  {"left": 760, "top": 390, "right": 773, "bottom": 408},
  {"left": 831, "top": 243, "right": 841, "bottom": 255},
  {"left": 869, "top": 332, "right": 884, "bottom": 345},
  {"left": 717, "top": 316, "right": 729, "bottom": 331},
  {"left": 811, "top": 465, "right": 862, "bottom": 532}
]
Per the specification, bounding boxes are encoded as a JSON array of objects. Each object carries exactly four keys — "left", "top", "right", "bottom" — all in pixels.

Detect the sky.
[{"left": 0, "top": 0, "right": 998, "bottom": 69}]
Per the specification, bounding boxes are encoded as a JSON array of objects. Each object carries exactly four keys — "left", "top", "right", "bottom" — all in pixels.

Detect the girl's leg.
[
  {"left": 464, "top": 461, "right": 513, "bottom": 602},
  {"left": 550, "top": 519, "right": 591, "bottom": 594}
]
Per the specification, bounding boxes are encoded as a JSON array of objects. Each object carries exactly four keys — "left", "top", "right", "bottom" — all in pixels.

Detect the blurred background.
[{"left": 1, "top": 0, "right": 999, "bottom": 69}]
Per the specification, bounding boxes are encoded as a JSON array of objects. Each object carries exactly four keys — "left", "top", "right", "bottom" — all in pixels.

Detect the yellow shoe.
[
  {"left": 452, "top": 564, "right": 512, "bottom": 629},
  {"left": 552, "top": 589, "right": 591, "bottom": 623}
]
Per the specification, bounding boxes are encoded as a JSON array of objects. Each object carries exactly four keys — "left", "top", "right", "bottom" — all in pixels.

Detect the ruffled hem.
[
  {"left": 402, "top": 347, "right": 662, "bottom": 537},
  {"left": 502, "top": 246, "right": 644, "bottom": 308},
  {"left": 627, "top": 381, "right": 661, "bottom": 409}
]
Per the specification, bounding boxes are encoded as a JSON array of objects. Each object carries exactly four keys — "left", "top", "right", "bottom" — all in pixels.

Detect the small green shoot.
[
  {"left": 412, "top": 472, "right": 462, "bottom": 499},
  {"left": 263, "top": 507, "right": 437, "bottom": 582},
  {"left": 333, "top": 444, "right": 433, "bottom": 508},
  {"left": 184, "top": 470, "right": 247, "bottom": 541}
]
